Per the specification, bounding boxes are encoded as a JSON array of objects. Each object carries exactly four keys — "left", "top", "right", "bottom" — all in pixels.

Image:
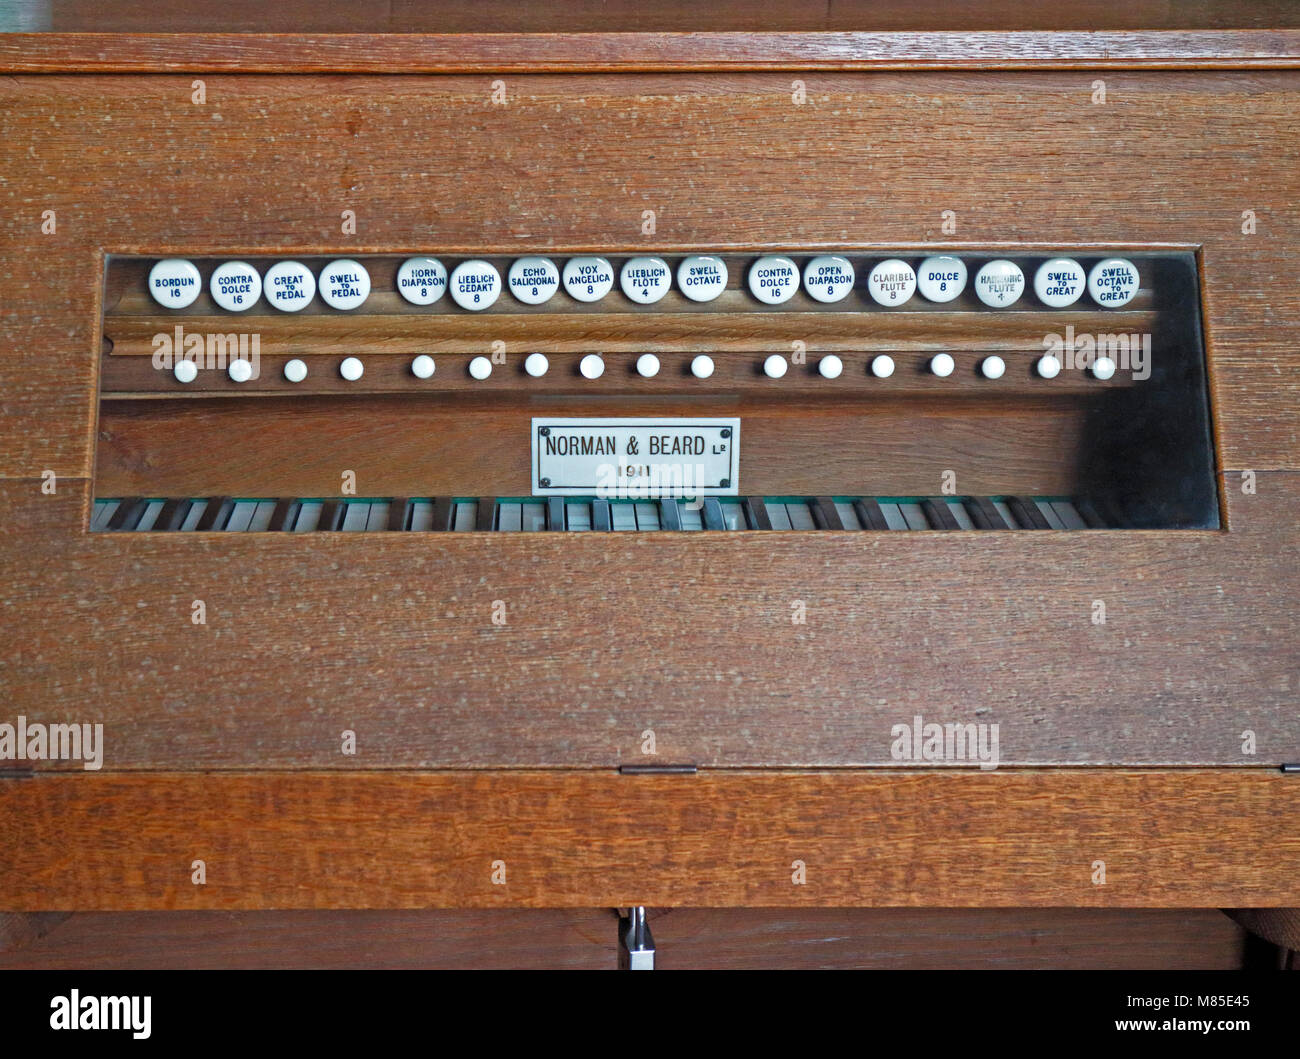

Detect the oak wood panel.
[
  {"left": 5, "top": 31, "right": 1300, "bottom": 73},
  {"left": 92, "top": 394, "right": 1090, "bottom": 497},
  {"left": 1, "top": 472, "right": 1295, "bottom": 769},
  {"left": 0, "top": 907, "right": 1249, "bottom": 970},
  {"left": 2, "top": 770, "right": 1298, "bottom": 908},
  {"left": 1, "top": 71, "right": 1296, "bottom": 478},
  {"left": 16, "top": 0, "right": 1300, "bottom": 36}
]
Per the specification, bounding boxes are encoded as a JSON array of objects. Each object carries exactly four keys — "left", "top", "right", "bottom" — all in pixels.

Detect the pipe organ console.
[{"left": 1, "top": 2, "right": 1298, "bottom": 968}]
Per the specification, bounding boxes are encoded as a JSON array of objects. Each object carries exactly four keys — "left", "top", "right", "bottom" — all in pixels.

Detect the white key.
[
  {"left": 407, "top": 502, "right": 435, "bottom": 531},
  {"left": 634, "top": 502, "right": 661, "bottom": 530},
  {"left": 453, "top": 501, "right": 477, "bottom": 531},
  {"left": 992, "top": 499, "right": 1018, "bottom": 528},
  {"left": 1052, "top": 500, "right": 1089, "bottom": 530},
  {"left": 785, "top": 502, "right": 815, "bottom": 529},
  {"left": 719, "top": 502, "right": 744, "bottom": 530},
  {"left": 766, "top": 503, "right": 792, "bottom": 530},
  {"left": 180, "top": 500, "right": 208, "bottom": 531},
  {"left": 612, "top": 504, "right": 638, "bottom": 531},
  {"left": 225, "top": 501, "right": 259, "bottom": 532},
  {"left": 566, "top": 502, "right": 592, "bottom": 530},
  {"left": 899, "top": 502, "right": 929, "bottom": 530},
  {"left": 948, "top": 501, "right": 975, "bottom": 530},
  {"left": 497, "top": 503, "right": 523, "bottom": 531},
  {"left": 522, "top": 502, "right": 547, "bottom": 531},
  {"left": 366, "top": 503, "right": 392, "bottom": 531},
  {"left": 247, "top": 501, "right": 277, "bottom": 532},
  {"left": 878, "top": 503, "right": 909, "bottom": 530},
  {"left": 680, "top": 503, "right": 704, "bottom": 530},
  {"left": 340, "top": 503, "right": 371, "bottom": 532},
  {"left": 1036, "top": 500, "right": 1067, "bottom": 530},
  {"left": 90, "top": 499, "right": 120, "bottom": 530},
  {"left": 134, "top": 500, "right": 166, "bottom": 531},
  {"left": 835, "top": 501, "right": 862, "bottom": 529},
  {"left": 292, "top": 502, "right": 323, "bottom": 532}
]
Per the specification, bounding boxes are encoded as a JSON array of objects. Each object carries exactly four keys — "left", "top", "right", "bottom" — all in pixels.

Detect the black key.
[
  {"left": 591, "top": 499, "right": 612, "bottom": 532},
  {"left": 811, "top": 496, "right": 845, "bottom": 530},
  {"left": 154, "top": 498, "right": 192, "bottom": 532},
  {"left": 741, "top": 496, "right": 772, "bottom": 530},
  {"left": 701, "top": 497, "right": 726, "bottom": 531},
  {"left": 317, "top": 499, "right": 347, "bottom": 531},
  {"left": 431, "top": 497, "right": 455, "bottom": 531},
  {"left": 1073, "top": 497, "right": 1109, "bottom": 529},
  {"left": 963, "top": 496, "right": 1009, "bottom": 530},
  {"left": 387, "top": 497, "right": 412, "bottom": 531},
  {"left": 921, "top": 497, "right": 961, "bottom": 530},
  {"left": 475, "top": 498, "right": 497, "bottom": 531},
  {"left": 270, "top": 498, "right": 301, "bottom": 532},
  {"left": 107, "top": 496, "right": 148, "bottom": 531},
  {"left": 853, "top": 498, "right": 891, "bottom": 531},
  {"left": 1006, "top": 496, "right": 1051, "bottom": 530},
  {"left": 195, "top": 496, "right": 235, "bottom": 532},
  {"left": 659, "top": 499, "right": 683, "bottom": 530},
  {"left": 546, "top": 497, "right": 566, "bottom": 531}
]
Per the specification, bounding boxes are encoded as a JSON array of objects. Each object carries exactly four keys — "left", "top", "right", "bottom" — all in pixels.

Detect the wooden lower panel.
[
  {"left": 2, "top": 770, "right": 1297, "bottom": 909},
  {"left": 0, "top": 907, "right": 1250, "bottom": 970}
]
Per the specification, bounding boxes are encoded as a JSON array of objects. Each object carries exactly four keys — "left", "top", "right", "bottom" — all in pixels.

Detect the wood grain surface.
[
  {"left": 2, "top": 769, "right": 1297, "bottom": 908},
  {"left": 0, "top": 907, "right": 1252, "bottom": 970}
]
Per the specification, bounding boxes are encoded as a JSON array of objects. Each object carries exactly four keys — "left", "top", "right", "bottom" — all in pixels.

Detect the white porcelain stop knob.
[
  {"left": 690, "top": 355, "right": 715, "bottom": 379},
  {"left": 870, "top": 355, "right": 895, "bottom": 379},
  {"left": 1093, "top": 357, "right": 1117, "bottom": 380},
  {"left": 819, "top": 355, "right": 844, "bottom": 379},
  {"left": 411, "top": 355, "right": 435, "bottom": 379},
  {"left": 579, "top": 354, "right": 605, "bottom": 379},
  {"left": 227, "top": 358, "right": 253, "bottom": 383},
  {"left": 524, "top": 353, "right": 549, "bottom": 377},
  {"left": 173, "top": 359, "right": 198, "bottom": 384},
  {"left": 980, "top": 355, "right": 1006, "bottom": 380},
  {"left": 930, "top": 353, "right": 955, "bottom": 377},
  {"left": 636, "top": 354, "right": 660, "bottom": 378},
  {"left": 763, "top": 354, "right": 788, "bottom": 378},
  {"left": 1037, "top": 354, "right": 1062, "bottom": 379},
  {"left": 468, "top": 356, "right": 492, "bottom": 380},
  {"left": 283, "top": 358, "right": 308, "bottom": 383}
]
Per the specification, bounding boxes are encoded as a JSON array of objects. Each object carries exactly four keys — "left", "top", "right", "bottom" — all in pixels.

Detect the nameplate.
[{"left": 531, "top": 417, "right": 740, "bottom": 497}]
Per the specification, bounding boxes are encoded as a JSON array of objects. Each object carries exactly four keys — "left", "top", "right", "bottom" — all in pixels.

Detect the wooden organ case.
[{"left": 1, "top": 3, "right": 1299, "bottom": 967}]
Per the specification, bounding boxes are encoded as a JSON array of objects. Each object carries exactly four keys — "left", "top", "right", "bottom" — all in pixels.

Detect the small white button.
[
  {"left": 974, "top": 260, "right": 1025, "bottom": 308},
  {"left": 173, "top": 359, "right": 198, "bottom": 384},
  {"left": 319, "top": 259, "right": 370, "bottom": 311},
  {"left": 209, "top": 261, "right": 262, "bottom": 312},
  {"left": 468, "top": 356, "right": 493, "bottom": 380},
  {"left": 449, "top": 261, "right": 502, "bottom": 311},
  {"left": 930, "top": 353, "right": 955, "bottom": 377},
  {"left": 411, "top": 355, "right": 435, "bottom": 380},
  {"left": 524, "top": 353, "right": 549, "bottom": 377},
  {"left": 264, "top": 261, "right": 316, "bottom": 312},
  {"left": 508, "top": 256, "right": 561, "bottom": 305},
  {"left": 676, "top": 255, "right": 728, "bottom": 303},
  {"left": 820, "top": 355, "right": 845, "bottom": 379},
  {"left": 635, "top": 353, "right": 660, "bottom": 378},
  {"left": 620, "top": 256, "right": 672, "bottom": 304},
  {"left": 1088, "top": 258, "right": 1139, "bottom": 307},
  {"left": 1037, "top": 354, "right": 1062, "bottom": 379},
  {"left": 980, "top": 355, "right": 1006, "bottom": 380},
  {"left": 690, "top": 355, "right": 715, "bottom": 379},
  {"left": 147, "top": 258, "right": 202, "bottom": 309},
  {"left": 340, "top": 356, "right": 364, "bottom": 381},
  {"left": 747, "top": 256, "right": 800, "bottom": 305},
  {"left": 396, "top": 257, "right": 448, "bottom": 305},
  {"left": 563, "top": 256, "right": 615, "bottom": 303},
  {"left": 227, "top": 358, "right": 253, "bottom": 383},
  {"left": 763, "top": 354, "right": 788, "bottom": 378},
  {"left": 867, "top": 259, "right": 917, "bottom": 306},
  {"left": 283, "top": 358, "right": 308, "bottom": 383},
  {"left": 579, "top": 354, "right": 605, "bottom": 379},
  {"left": 870, "top": 355, "right": 895, "bottom": 379},
  {"left": 803, "top": 255, "right": 855, "bottom": 303},
  {"left": 916, "top": 255, "right": 967, "bottom": 303},
  {"left": 1034, "top": 258, "right": 1086, "bottom": 308},
  {"left": 1093, "top": 356, "right": 1117, "bottom": 380}
]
